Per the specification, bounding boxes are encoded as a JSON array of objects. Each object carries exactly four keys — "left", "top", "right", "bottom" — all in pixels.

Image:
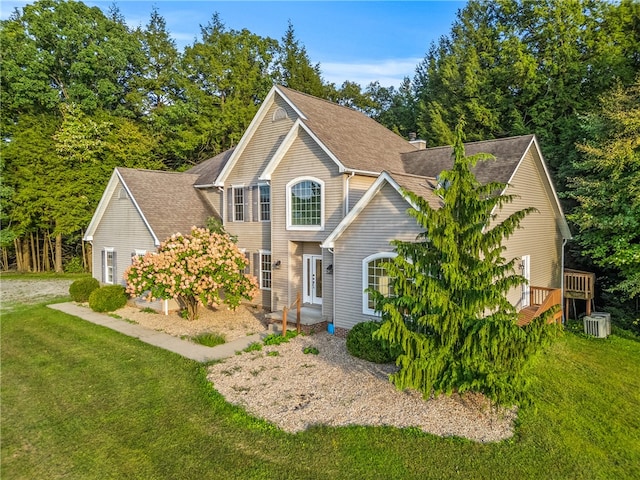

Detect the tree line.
[{"left": 1, "top": 0, "right": 638, "bottom": 314}]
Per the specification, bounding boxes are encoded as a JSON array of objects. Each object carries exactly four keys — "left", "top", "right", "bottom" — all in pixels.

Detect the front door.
[
  {"left": 521, "top": 255, "right": 531, "bottom": 307},
  {"left": 303, "top": 254, "right": 322, "bottom": 305}
]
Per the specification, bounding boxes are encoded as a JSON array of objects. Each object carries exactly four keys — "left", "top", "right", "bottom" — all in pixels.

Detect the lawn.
[{"left": 2, "top": 300, "right": 639, "bottom": 479}]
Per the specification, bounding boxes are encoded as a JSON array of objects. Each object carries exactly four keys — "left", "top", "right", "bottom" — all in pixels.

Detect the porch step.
[{"left": 266, "top": 306, "right": 324, "bottom": 326}]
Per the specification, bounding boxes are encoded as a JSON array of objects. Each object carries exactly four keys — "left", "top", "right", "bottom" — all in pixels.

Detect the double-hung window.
[
  {"left": 104, "top": 248, "right": 116, "bottom": 285},
  {"left": 233, "top": 186, "right": 245, "bottom": 222},
  {"left": 362, "top": 253, "right": 397, "bottom": 315},
  {"left": 259, "top": 184, "right": 270, "bottom": 222},
  {"left": 259, "top": 251, "right": 272, "bottom": 290},
  {"left": 286, "top": 177, "right": 324, "bottom": 230}
]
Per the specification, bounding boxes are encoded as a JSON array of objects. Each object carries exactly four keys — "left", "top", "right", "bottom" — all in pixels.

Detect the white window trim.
[
  {"left": 104, "top": 247, "right": 115, "bottom": 285},
  {"left": 232, "top": 185, "right": 245, "bottom": 222},
  {"left": 258, "top": 183, "right": 271, "bottom": 223},
  {"left": 362, "top": 252, "right": 397, "bottom": 316},
  {"left": 259, "top": 250, "right": 272, "bottom": 290},
  {"left": 134, "top": 249, "right": 146, "bottom": 256},
  {"left": 286, "top": 176, "right": 325, "bottom": 231}
]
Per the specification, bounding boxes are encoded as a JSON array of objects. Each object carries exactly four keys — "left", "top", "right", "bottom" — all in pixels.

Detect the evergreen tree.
[
  {"left": 375, "top": 123, "right": 557, "bottom": 406},
  {"left": 180, "top": 13, "right": 278, "bottom": 160},
  {"left": 276, "top": 21, "right": 326, "bottom": 97},
  {"left": 413, "top": 0, "right": 639, "bottom": 180}
]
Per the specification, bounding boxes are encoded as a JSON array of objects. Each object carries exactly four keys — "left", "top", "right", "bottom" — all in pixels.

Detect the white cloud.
[{"left": 320, "top": 58, "right": 421, "bottom": 89}]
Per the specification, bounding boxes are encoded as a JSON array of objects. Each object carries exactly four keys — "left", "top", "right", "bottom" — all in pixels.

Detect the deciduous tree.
[{"left": 565, "top": 78, "right": 640, "bottom": 301}]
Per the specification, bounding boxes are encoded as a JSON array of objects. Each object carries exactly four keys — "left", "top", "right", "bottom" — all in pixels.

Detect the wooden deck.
[
  {"left": 564, "top": 269, "right": 596, "bottom": 317},
  {"left": 517, "top": 286, "right": 562, "bottom": 326}
]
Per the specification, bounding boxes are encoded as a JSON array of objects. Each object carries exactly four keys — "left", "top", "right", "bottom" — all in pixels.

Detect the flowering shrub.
[{"left": 124, "top": 227, "right": 258, "bottom": 320}]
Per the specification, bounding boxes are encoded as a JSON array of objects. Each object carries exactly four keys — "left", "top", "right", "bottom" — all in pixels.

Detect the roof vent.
[{"left": 272, "top": 107, "right": 288, "bottom": 122}]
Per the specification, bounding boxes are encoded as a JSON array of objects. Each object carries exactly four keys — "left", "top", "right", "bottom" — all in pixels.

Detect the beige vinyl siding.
[
  {"left": 200, "top": 187, "right": 223, "bottom": 219},
  {"left": 348, "top": 174, "right": 376, "bottom": 211},
  {"left": 91, "top": 181, "right": 157, "bottom": 286},
  {"left": 496, "top": 148, "right": 564, "bottom": 308},
  {"left": 224, "top": 97, "right": 298, "bottom": 308},
  {"left": 333, "top": 183, "right": 422, "bottom": 331},
  {"left": 270, "top": 129, "right": 344, "bottom": 312}
]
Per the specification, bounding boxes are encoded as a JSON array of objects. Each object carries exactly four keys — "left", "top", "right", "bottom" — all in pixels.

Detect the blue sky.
[{"left": 1, "top": 1, "right": 467, "bottom": 88}]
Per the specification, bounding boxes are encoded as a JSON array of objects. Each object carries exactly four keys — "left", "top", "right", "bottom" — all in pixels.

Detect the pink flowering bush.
[{"left": 124, "top": 227, "right": 258, "bottom": 321}]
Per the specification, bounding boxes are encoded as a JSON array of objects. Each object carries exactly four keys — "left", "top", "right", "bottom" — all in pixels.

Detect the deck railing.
[
  {"left": 564, "top": 269, "right": 595, "bottom": 299},
  {"left": 519, "top": 286, "right": 562, "bottom": 326}
]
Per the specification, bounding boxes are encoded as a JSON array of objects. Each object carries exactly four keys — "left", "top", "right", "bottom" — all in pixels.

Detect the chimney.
[{"left": 408, "top": 133, "right": 426, "bottom": 150}]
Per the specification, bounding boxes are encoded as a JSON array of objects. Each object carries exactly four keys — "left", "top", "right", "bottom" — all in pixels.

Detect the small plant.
[
  {"left": 192, "top": 332, "right": 226, "bottom": 347},
  {"left": 108, "top": 313, "right": 122, "bottom": 319},
  {"left": 263, "top": 330, "right": 298, "bottom": 346},
  {"left": 267, "top": 351, "right": 280, "bottom": 357},
  {"left": 346, "top": 321, "right": 400, "bottom": 364},
  {"left": 243, "top": 342, "right": 263, "bottom": 353},
  {"left": 140, "top": 307, "right": 158, "bottom": 314},
  {"left": 69, "top": 277, "right": 100, "bottom": 302},
  {"left": 88, "top": 285, "right": 127, "bottom": 313},
  {"left": 303, "top": 346, "right": 319, "bottom": 355}
]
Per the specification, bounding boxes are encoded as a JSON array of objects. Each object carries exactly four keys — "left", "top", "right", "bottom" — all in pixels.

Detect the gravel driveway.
[{"left": 1, "top": 278, "right": 74, "bottom": 310}]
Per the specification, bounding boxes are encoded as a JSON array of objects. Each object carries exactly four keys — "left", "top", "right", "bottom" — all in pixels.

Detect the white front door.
[
  {"left": 303, "top": 254, "right": 322, "bottom": 305},
  {"left": 521, "top": 255, "right": 531, "bottom": 307}
]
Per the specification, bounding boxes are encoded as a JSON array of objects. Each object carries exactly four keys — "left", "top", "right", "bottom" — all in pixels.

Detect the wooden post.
[
  {"left": 282, "top": 306, "right": 288, "bottom": 337},
  {"left": 296, "top": 291, "right": 301, "bottom": 334}
]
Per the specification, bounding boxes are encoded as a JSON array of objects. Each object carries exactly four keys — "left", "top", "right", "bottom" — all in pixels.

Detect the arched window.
[
  {"left": 286, "top": 177, "right": 324, "bottom": 230},
  {"left": 362, "top": 252, "right": 397, "bottom": 315}
]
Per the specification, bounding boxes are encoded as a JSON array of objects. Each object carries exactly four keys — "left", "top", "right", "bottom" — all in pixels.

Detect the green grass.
[
  {"left": 2, "top": 301, "right": 639, "bottom": 479},
  {"left": 192, "top": 332, "right": 226, "bottom": 347}
]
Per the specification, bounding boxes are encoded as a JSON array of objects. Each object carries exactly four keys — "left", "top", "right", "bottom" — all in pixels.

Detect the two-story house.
[{"left": 85, "top": 85, "right": 571, "bottom": 336}]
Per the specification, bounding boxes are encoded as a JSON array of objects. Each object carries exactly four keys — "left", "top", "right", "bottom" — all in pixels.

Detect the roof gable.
[
  {"left": 321, "top": 171, "right": 441, "bottom": 248},
  {"left": 85, "top": 168, "right": 216, "bottom": 246}
]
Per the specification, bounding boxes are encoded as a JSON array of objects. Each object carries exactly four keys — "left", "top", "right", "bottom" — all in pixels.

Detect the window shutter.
[
  {"left": 101, "top": 249, "right": 106, "bottom": 283},
  {"left": 253, "top": 252, "right": 260, "bottom": 279},
  {"left": 112, "top": 251, "right": 118, "bottom": 285},
  {"left": 227, "top": 188, "right": 233, "bottom": 222},
  {"left": 252, "top": 186, "right": 259, "bottom": 222},
  {"left": 244, "top": 187, "right": 249, "bottom": 222}
]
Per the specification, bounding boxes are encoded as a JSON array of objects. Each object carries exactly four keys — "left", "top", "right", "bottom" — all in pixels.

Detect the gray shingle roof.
[
  {"left": 401, "top": 135, "right": 535, "bottom": 184},
  {"left": 386, "top": 171, "right": 443, "bottom": 210},
  {"left": 278, "top": 86, "right": 417, "bottom": 174},
  {"left": 117, "top": 168, "right": 216, "bottom": 243},
  {"left": 186, "top": 148, "right": 235, "bottom": 186}
]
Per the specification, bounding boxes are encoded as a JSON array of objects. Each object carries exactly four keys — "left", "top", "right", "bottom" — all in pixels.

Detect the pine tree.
[{"left": 375, "top": 123, "right": 558, "bottom": 406}]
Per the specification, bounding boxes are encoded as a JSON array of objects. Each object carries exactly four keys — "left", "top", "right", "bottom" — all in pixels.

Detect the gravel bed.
[{"left": 207, "top": 332, "right": 517, "bottom": 442}]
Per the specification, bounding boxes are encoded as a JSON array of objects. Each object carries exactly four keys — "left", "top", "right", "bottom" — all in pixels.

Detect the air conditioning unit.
[
  {"left": 591, "top": 312, "right": 611, "bottom": 336},
  {"left": 583, "top": 315, "right": 608, "bottom": 338}
]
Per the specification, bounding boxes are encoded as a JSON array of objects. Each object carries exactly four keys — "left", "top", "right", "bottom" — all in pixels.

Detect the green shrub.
[
  {"left": 346, "top": 321, "right": 400, "bottom": 364},
  {"left": 88, "top": 285, "right": 127, "bottom": 313},
  {"left": 303, "top": 346, "right": 319, "bottom": 355},
  {"left": 192, "top": 332, "right": 226, "bottom": 347},
  {"left": 69, "top": 277, "right": 100, "bottom": 302}
]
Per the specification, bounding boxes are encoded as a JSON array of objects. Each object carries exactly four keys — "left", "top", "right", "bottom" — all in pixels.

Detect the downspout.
[
  {"left": 345, "top": 172, "right": 355, "bottom": 216},
  {"left": 329, "top": 247, "right": 335, "bottom": 334},
  {"left": 561, "top": 238, "right": 568, "bottom": 324},
  {"left": 218, "top": 186, "right": 225, "bottom": 226}
]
